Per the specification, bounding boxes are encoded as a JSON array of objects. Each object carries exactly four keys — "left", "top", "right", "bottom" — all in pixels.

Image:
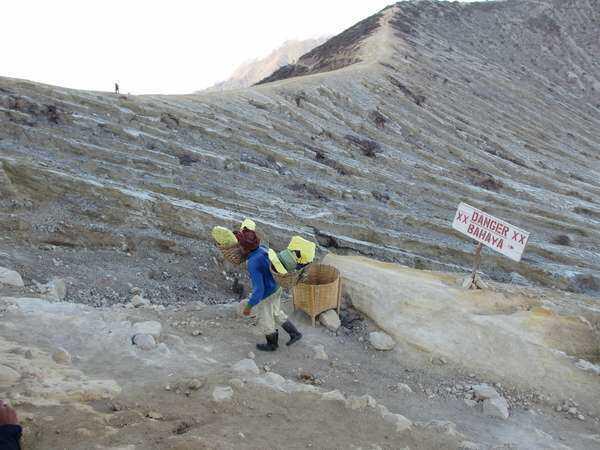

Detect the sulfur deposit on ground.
[{"left": 325, "top": 254, "right": 600, "bottom": 414}]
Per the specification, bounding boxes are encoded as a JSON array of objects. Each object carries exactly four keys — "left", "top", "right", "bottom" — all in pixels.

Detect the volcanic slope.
[{"left": 1, "top": 0, "right": 600, "bottom": 293}]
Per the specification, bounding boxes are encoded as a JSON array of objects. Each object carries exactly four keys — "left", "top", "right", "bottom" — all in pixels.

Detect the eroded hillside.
[{"left": 1, "top": 0, "right": 600, "bottom": 297}]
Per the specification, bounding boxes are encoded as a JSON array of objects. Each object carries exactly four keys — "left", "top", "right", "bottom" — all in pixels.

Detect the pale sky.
[{"left": 1, "top": 1, "right": 482, "bottom": 95}]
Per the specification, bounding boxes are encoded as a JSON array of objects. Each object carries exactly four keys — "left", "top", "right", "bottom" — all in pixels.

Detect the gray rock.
[
  {"left": 459, "top": 442, "right": 482, "bottom": 450},
  {"left": 132, "top": 334, "right": 156, "bottom": 350},
  {"left": 319, "top": 309, "right": 341, "bottom": 331},
  {"left": 212, "top": 385, "right": 233, "bottom": 402},
  {"left": 188, "top": 379, "right": 204, "bottom": 390},
  {"left": 377, "top": 405, "right": 412, "bottom": 432},
  {"left": 0, "top": 364, "right": 20, "bottom": 385},
  {"left": 472, "top": 384, "right": 500, "bottom": 401},
  {"left": 313, "top": 344, "right": 328, "bottom": 360},
  {"left": 483, "top": 397, "right": 509, "bottom": 419},
  {"left": 133, "top": 321, "right": 162, "bottom": 339},
  {"left": 37, "top": 278, "right": 67, "bottom": 300},
  {"left": 0, "top": 267, "right": 24, "bottom": 287},
  {"left": 131, "top": 294, "right": 150, "bottom": 307},
  {"left": 396, "top": 383, "right": 413, "bottom": 394},
  {"left": 232, "top": 358, "right": 260, "bottom": 375},
  {"left": 369, "top": 331, "right": 395, "bottom": 351},
  {"left": 52, "top": 348, "right": 72, "bottom": 365}
]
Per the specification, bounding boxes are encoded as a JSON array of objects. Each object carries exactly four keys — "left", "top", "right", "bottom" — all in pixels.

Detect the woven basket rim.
[{"left": 297, "top": 264, "right": 339, "bottom": 286}]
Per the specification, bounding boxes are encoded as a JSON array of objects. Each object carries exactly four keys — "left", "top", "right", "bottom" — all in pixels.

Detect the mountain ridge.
[{"left": 200, "top": 37, "right": 329, "bottom": 93}]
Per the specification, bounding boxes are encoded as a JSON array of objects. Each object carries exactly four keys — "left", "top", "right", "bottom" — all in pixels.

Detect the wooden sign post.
[{"left": 452, "top": 202, "right": 530, "bottom": 289}]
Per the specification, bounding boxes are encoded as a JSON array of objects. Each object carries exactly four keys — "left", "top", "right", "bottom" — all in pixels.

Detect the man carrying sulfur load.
[{"left": 237, "top": 227, "right": 302, "bottom": 351}]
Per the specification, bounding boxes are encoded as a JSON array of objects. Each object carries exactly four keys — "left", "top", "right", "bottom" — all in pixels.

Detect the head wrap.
[{"left": 235, "top": 229, "right": 260, "bottom": 254}]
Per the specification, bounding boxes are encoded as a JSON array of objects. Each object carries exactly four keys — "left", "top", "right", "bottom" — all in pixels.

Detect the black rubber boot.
[
  {"left": 282, "top": 320, "right": 302, "bottom": 346},
  {"left": 256, "top": 331, "right": 279, "bottom": 352}
]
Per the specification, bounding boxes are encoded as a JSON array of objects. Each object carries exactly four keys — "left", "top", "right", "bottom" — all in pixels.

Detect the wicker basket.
[
  {"left": 218, "top": 243, "right": 243, "bottom": 265},
  {"left": 271, "top": 264, "right": 310, "bottom": 289},
  {"left": 293, "top": 264, "right": 341, "bottom": 326}
]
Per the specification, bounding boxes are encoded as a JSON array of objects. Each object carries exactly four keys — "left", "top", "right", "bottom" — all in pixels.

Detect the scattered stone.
[
  {"left": 313, "top": 344, "right": 328, "bottom": 360},
  {"left": 432, "top": 356, "right": 448, "bottom": 366},
  {"left": 52, "top": 348, "right": 72, "bottom": 365},
  {"left": 0, "top": 365, "right": 20, "bottom": 385},
  {"left": 191, "top": 330, "right": 202, "bottom": 337},
  {"left": 464, "top": 399, "right": 477, "bottom": 408},
  {"left": 212, "top": 386, "right": 234, "bottom": 402},
  {"left": 483, "top": 397, "right": 509, "bottom": 419},
  {"left": 578, "top": 414, "right": 585, "bottom": 421},
  {"left": 378, "top": 405, "right": 412, "bottom": 432},
  {"left": 368, "top": 331, "right": 395, "bottom": 350},
  {"left": 24, "top": 350, "right": 34, "bottom": 360},
  {"left": 133, "top": 321, "right": 162, "bottom": 339},
  {"left": 132, "top": 334, "right": 156, "bottom": 350},
  {"left": 396, "top": 383, "right": 413, "bottom": 394},
  {"left": 472, "top": 384, "right": 500, "bottom": 401},
  {"left": 247, "top": 351, "right": 256, "bottom": 360},
  {"left": 146, "top": 411, "right": 163, "bottom": 420},
  {"left": 459, "top": 441, "right": 482, "bottom": 450},
  {"left": 188, "top": 379, "right": 203, "bottom": 391},
  {"left": 319, "top": 309, "right": 341, "bottom": 331},
  {"left": 0, "top": 267, "right": 24, "bottom": 287},
  {"left": 232, "top": 358, "right": 260, "bottom": 375},
  {"left": 568, "top": 407, "right": 578, "bottom": 415},
  {"left": 131, "top": 294, "right": 150, "bottom": 307},
  {"left": 130, "top": 287, "right": 142, "bottom": 295},
  {"left": 39, "top": 278, "right": 67, "bottom": 301},
  {"left": 321, "top": 390, "right": 346, "bottom": 402}
]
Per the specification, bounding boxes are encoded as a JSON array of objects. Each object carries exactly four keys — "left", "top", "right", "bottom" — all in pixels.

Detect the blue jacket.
[
  {"left": 0, "top": 425, "right": 21, "bottom": 450},
  {"left": 247, "top": 247, "right": 278, "bottom": 307}
]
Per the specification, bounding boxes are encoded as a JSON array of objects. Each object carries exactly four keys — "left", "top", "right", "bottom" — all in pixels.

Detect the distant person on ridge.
[
  {"left": 114, "top": 82, "right": 120, "bottom": 95},
  {"left": 237, "top": 227, "right": 302, "bottom": 351},
  {"left": 0, "top": 401, "right": 21, "bottom": 450}
]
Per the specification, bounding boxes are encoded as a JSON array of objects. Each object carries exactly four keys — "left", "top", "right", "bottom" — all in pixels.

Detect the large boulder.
[
  {"left": 0, "top": 268, "right": 24, "bottom": 287},
  {"left": 324, "top": 254, "right": 600, "bottom": 413}
]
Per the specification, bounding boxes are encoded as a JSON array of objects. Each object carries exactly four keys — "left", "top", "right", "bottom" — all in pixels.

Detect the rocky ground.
[{"left": 1, "top": 256, "right": 600, "bottom": 450}]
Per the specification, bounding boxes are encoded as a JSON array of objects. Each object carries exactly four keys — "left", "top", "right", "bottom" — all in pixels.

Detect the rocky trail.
[{"left": 1, "top": 256, "right": 600, "bottom": 449}]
